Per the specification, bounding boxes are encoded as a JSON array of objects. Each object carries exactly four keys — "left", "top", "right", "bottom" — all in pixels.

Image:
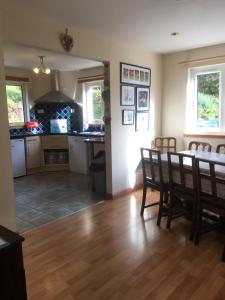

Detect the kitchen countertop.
[
  {"left": 84, "top": 137, "right": 105, "bottom": 144},
  {"left": 10, "top": 132, "right": 105, "bottom": 139}
]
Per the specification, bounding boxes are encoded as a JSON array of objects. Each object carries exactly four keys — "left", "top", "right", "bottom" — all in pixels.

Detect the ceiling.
[
  {"left": 3, "top": 44, "right": 103, "bottom": 71},
  {"left": 2, "top": 0, "right": 225, "bottom": 53}
]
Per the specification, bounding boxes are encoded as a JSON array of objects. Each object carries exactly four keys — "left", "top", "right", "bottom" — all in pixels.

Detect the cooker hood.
[{"left": 34, "top": 70, "right": 74, "bottom": 103}]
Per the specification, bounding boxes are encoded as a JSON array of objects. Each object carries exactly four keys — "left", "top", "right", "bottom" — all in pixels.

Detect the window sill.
[
  {"left": 184, "top": 133, "right": 225, "bottom": 138},
  {"left": 9, "top": 124, "right": 26, "bottom": 129}
]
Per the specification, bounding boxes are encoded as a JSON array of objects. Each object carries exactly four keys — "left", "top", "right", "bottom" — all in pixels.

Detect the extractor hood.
[{"left": 34, "top": 70, "right": 74, "bottom": 103}]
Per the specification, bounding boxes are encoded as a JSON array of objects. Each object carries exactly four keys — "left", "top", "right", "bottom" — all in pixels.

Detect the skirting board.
[{"left": 106, "top": 183, "right": 142, "bottom": 200}]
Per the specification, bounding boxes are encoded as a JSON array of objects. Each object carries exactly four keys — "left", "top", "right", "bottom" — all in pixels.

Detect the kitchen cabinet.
[
  {"left": 26, "top": 136, "right": 43, "bottom": 169},
  {"left": 10, "top": 139, "right": 26, "bottom": 177},
  {"left": 42, "top": 135, "right": 69, "bottom": 171},
  {"left": 68, "top": 136, "right": 89, "bottom": 174},
  {"left": 41, "top": 135, "right": 68, "bottom": 149}
]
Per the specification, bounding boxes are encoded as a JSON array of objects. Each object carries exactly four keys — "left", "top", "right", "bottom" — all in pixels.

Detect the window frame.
[
  {"left": 83, "top": 80, "right": 104, "bottom": 125},
  {"left": 187, "top": 64, "right": 225, "bottom": 134},
  {"left": 5, "top": 81, "right": 30, "bottom": 128}
]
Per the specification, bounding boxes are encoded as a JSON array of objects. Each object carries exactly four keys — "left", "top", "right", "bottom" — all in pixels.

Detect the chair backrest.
[
  {"left": 140, "top": 148, "right": 163, "bottom": 187},
  {"left": 196, "top": 158, "right": 225, "bottom": 212},
  {"left": 153, "top": 137, "right": 176, "bottom": 153},
  {"left": 216, "top": 144, "right": 225, "bottom": 154},
  {"left": 167, "top": 152, "right": 197, "bottom": 197},
  {"left": 188, "top": 141, "right": 212, "bottom": 152}
]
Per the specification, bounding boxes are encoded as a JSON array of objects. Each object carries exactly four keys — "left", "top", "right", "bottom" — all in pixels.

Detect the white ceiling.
[
  {"left": 3, "top": 44, "right": 103, "bottom": 71},
  {"left": 2, "top": 0, "right": 225, "bottom": 53}
]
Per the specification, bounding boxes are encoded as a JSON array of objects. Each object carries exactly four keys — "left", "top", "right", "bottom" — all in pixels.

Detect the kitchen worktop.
[
  {"left": 10, "top": 131, "right": 105, "bottom": 139},
  {"left": 68, "top": 131, "right": 105, "bottom": 137}
]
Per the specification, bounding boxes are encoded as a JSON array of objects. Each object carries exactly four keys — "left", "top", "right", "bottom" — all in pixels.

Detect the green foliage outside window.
[
  {"left": 197, "top": 73, "right": 219, "bottom": 127},
  {"left": 6, "top": 84, "right": 25, "bottom": 124},
  {"left": 92, "top": 86, "right": 103, "bottom": 120}
]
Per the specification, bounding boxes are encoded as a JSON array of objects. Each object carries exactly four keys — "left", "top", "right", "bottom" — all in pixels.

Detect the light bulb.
[
  {"left": 44, "top": 68, "right": 51, "bottom": 74},
  {"left": 33, "top": 67, "right": 40, "bottom": 74}
]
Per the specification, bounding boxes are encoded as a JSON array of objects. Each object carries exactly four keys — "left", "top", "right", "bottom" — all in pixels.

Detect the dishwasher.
[
  {"left": 10, "top": 139, "right": 26, "bottom": 177},
  {"left": 68, "top": 136, "right": 89, "bottom": 174}
]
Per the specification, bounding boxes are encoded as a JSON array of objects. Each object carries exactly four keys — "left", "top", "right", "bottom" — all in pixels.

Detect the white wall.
[
  {"left": 1, "top": 9, "right": 162, "bottom": 199},
  {"left": 0, "top": 18, "right": 16, "bottom": 230},
  {"left": 162, "top": 43, "right": 225, "bottom": 150}
]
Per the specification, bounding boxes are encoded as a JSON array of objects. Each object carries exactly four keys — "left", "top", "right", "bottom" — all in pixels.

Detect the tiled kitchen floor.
[{"left": 14, "top": 171, "right": 104, "bottom": 233}]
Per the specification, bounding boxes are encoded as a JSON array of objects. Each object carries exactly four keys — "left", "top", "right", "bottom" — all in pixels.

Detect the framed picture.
[
  {"left": 120, "top": 85, "right": 135, "bottom": 106},
  {"left": 136, "top": 112, "right": 149, "bottom": 131},
  {"left": 136, "top": 87, "right": 150, "bottom": 111},
  {"left": 122, "top": 109, "right": 135, "bottom": 125},
  {"left": 120, "top": 62, "right": 151, "bottom": 86}
]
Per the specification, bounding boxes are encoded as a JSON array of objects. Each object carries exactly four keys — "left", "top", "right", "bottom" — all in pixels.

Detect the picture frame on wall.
[
  {"left": 120, "top": 85, "right": 135, "bottom": 106},
  {"left": 120, "top": 62, "right": 151, "bottom": 86},
  {"left": 136, "top": 112, "right": 149, "bottom": 131},
  {"left": 122, "top": 109, "right": 135, "bottom": 125},
  {"left": 136, "top": 87, "right": 150, "bottom": 111}
]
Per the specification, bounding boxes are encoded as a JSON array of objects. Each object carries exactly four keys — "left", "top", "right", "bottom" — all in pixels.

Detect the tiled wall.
[{"left": 10, "top": 102, "right": 83, "bottom": 137}]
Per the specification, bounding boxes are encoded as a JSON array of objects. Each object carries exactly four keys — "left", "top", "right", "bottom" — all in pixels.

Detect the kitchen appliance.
[
  {"left": 25, "top": 121, "right": 39, "bottom": 129},
  {"left": 34, "top": 70, "right": 74, "bottom": 103},
  {"left": 68, "top": 136, "right": 89, "bottom": 174},
  {"left": 10, "top": 139, "right": 26, "bottom": 177}
]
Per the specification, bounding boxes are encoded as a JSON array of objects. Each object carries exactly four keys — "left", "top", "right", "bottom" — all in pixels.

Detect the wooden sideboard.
[{"left": 0, "top": 226, "right": 27, "bottom": 300}]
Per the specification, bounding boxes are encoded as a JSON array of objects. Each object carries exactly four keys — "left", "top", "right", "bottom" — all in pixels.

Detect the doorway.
[{"left": 3, "top": 43, "right": 111, "bottom": 232}]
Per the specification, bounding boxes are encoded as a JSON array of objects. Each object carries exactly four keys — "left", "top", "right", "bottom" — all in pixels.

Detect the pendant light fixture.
[{"left": 33, "top": 56, "right": 51, "bottom": 74}]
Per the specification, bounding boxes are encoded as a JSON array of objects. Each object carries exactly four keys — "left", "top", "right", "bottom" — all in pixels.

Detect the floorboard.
[{"left": 23, "top": 190, "right": 225, "bottom": 300}]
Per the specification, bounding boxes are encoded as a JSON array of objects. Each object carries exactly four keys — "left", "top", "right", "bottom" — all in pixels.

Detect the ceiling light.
[
  {"left": 45, "top": 68, "right": 51, "bottom": 75},
  {"left": 33, "top": 56, "right": 51, "bottom": 74},
  {"left": 33, "top": 67, "right": 40, "bottom": 74}
]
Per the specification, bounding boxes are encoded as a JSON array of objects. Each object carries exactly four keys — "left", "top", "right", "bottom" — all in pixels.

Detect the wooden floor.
[{"left": 23, "top": 190, "right": 225, "bottom": 300}]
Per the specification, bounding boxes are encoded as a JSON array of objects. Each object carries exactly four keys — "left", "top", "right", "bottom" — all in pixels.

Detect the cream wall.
[
  {"left": 5, "top": 66, "right": 80, "bottom": 106},
  {"left": 162, "top": 43, "right": 225, "bottom": 150},
  {"left": 59, "top": 71, "right": 78, "bottom": 100},
  {"left": 31, "top": 72, "right": 51, "bottom": 104},
  {"left": 5, "top": 66, "right": 51, "bottom": 107},
  {"left": 1, "top": 9, "right": 162, "bottom": 200},
  {"left": 75, "top": 66, "right": 104, "bottom": 105},
  {"left": 0, "top": 19, "right": 16, "bottom": 230}
]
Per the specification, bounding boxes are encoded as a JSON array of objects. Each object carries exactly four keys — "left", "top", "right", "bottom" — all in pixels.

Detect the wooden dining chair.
[
  {"left": 195, "top": 158, "right": 225, "bottom": 261},
  {"left": 188, "top": 141, "right": 212, "bottom": 152},
  {"left": 140, "top": 148, "right": 169, "bottom": 226},
  {"left": 216, "top": 144, "right": 225, "bottom": 154},
  {"left": 167, "top": 152, "right": 198, "bottom": 240},
  {"left": 153, "top": 137, "right": 176, "bottom": 153}
]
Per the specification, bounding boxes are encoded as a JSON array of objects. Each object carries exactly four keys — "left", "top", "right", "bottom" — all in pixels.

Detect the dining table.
[{"left": 157, "top": 150, "right": 225, "bottom": 197}]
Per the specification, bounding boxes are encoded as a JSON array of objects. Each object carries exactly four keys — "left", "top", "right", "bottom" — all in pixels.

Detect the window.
[
  {"left": 83, "top": 80, "right": 104, "bottom": 125},
  {"left": 6, "top": 82, "right": 29, "bottom": 127},
  {"left": 187, "top": 64, "right": 225, "bottom": 132}
]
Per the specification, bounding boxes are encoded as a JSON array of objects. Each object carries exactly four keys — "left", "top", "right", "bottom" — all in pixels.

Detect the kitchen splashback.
[{"left": 10, "top": 102, "right": 83, "bottom": 137}]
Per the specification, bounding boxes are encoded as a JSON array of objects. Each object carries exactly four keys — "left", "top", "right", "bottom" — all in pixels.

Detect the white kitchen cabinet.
[
  {"left": 68, "top": 136, "right": 89, "bottom": 174},
  {"left": 41, "top": 135, "right": 68, "bottom": 149},
  {"left": 26, "top": 136, "right": 43, "bottom": 169},
  {"left": 10, "top": 139, "right": 26, "bottom": 178}
]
